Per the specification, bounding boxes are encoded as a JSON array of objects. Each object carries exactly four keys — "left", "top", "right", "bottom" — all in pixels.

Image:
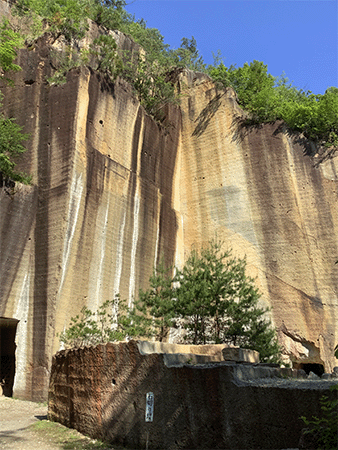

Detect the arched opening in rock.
[
  {"left": 0, "top": 318, "right": 19, "bottom": 397},
  {"left": 293, "top": 362, "right": 324, "bottom": 376}
]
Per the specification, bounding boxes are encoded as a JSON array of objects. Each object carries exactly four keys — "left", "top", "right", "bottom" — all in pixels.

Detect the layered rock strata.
[
  {"left": 177, "top": 74, "right": 338, "bottom": 373},
  {"left": 0, "top": 34, "right": 180, "bottom": 400},
  {"left": 0, "top": 17, "right": 337, "bottom": 400}
]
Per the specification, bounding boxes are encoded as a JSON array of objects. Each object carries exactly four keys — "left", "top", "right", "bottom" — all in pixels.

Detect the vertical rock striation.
[
  {"left": 0, "top": 36, "right": 181, "bottom": 400},
  {"left": 177, "top": 72, "right": 338, "bottom": 373},
  {"left": 0, "top": 31, "right": 337, "bottom": 400}
]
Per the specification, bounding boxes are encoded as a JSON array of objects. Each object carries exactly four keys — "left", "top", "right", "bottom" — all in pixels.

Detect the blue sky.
[{"left": 125, "top": 0, "right": 337, "bottom": 95}]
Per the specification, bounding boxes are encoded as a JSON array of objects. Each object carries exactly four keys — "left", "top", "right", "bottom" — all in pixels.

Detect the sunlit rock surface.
[
  {"left": 0, "top": 24, "right": 337, "bottom": 401},
  {"left": 177, "top": 72, "right": 338, "bottom": 375}
]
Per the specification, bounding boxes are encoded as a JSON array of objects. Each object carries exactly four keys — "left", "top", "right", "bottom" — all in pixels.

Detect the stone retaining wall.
[{"left": 48, "top": 341, "right": 338, "bottom": 449}]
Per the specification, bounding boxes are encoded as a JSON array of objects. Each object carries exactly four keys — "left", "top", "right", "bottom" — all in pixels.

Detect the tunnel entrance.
[
  {"left": 0, "top": 318, "right": 19, "bottom": 397},
  {"left": 293, "top": 362, "right": 325, "bottom": 377}
]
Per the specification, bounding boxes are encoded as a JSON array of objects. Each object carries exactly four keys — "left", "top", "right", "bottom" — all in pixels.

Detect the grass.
[{"left": 31, "top": 419, "right": 126, "bottom": 450}]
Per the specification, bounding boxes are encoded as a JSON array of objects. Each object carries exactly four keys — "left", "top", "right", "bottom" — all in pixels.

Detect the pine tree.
[
  {"left": 136, "top": 260, "right": 176, "bottom": 341},
  {"left": 140, "top": 241, "right": 281, "bottom": 363}
]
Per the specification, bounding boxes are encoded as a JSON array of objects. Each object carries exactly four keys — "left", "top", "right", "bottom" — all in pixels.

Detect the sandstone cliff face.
[
  {"left": 177, "top": 73, "right": 338, "bottom": 373},
  {"left": 0, "top": 21, "right": 337, "bottom": 400},
  {"left": 0, "top": 34, "right": 180, "bottom": 400}
]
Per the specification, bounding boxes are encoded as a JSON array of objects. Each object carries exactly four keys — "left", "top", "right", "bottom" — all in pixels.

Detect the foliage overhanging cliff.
[
  {"left": 3, "top": 0, "right": 338, "bottom": 174},
  {"left": 0, "top": 0, "right": 338, "bottom": 402}
]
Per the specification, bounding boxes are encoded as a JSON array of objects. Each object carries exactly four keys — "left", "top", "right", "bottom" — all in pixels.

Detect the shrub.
[
  {"left": 0, "top": 115, "right": 31, "bottom": 184},
  {"left": 301, "top": 384, "right": 338, "bottom": 450},
  {"left": 58, "top": 296, "right": 151, "bottom": 348},
  {"left": 90, "top": 34, "right": 123, "bottom": 82},
  {"left": 208, "top": 59, "right": 338, "bottom": 149},
  {"left": 0, "top": 21, "right": 31, "bottom": 184}
]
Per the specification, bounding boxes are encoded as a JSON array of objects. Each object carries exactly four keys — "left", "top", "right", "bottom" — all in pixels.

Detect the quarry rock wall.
[
  {"left": 0, "top": 14, "right": 337, "bottom": 400},
  {"left": 0, "top": 35, "right": 181, "bottom": 401},
  {"left": 177, "top": 73, "right": 338, "bottom": 372},
  {"left": 48, "top": 340, "right": 338, "bottom": 450}
]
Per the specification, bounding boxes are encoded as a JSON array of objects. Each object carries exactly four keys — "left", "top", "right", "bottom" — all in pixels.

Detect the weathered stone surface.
[
  {"left": 162, "top": 352, "right": 223, "bottom": 366},
  {"left": 0, "top": 32, "right": 180, "bottom": 400},
  {"left": 176, "top": 72, "right": 338, "bottom": 374},
  {"left": 137, "top": 340, "right": 228, "bottom": 357},
  {"left": 0, "top": 3, "right": 338, "bottom": 400},
  {"left": 147, "top": 72, "right": 338, "bottom": 373},
  {"left": 321, "top": 373, "right": 332, "bottom": 380},
  {"left": 297, "top": 369, "right": 308, "bottom": 379},
  {"left": 222, "top": 347, "right": 259, "bottom": 363},
  {"left": 48, "top": 341, "right": 338, "bottom": 450},
  {"left": 308, "top": 371, "right": 321, "bottom": 380},
  {"left": 138, "top": 340, "right": 231, "bottom": 365}
]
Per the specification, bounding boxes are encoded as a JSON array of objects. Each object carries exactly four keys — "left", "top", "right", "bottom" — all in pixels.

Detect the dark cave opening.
[
  {"left": 0, "top": 318, "right": 19, "bottom": 397},
  {"left": 293, "top": 362, "right": 325, "bottom": 376}
]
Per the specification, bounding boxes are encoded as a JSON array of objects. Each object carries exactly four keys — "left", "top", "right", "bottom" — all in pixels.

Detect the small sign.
[{"left": 145, "top": 392, "right": 154, "bottom": 422}]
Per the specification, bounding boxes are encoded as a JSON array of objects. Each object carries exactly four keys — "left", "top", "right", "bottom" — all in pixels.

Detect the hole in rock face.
[
  {"left": 112, "top": 378, "right": 116, "bottom": 385},
  {"left": 294, "top": 363, "right": 325, "bottom": 376},
  {"left": 0, "top": 318, "right": 19, "bottom": 397},
  {"left": 0, "top": 173, "right": 15, "bottom": 189}
]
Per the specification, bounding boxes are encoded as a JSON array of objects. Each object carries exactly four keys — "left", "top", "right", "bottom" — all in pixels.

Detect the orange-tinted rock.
[
  {"left": 0, "top": 9, "right": 337, "bottom": 400},
  {"left": 177, "top": 72, "right": 338, "bottom": 373},
  {"left": 0, "top": 34, "right": 180, "bottom": 400}
]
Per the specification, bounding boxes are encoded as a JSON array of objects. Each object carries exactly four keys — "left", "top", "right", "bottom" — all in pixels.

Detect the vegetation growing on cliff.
[
  {"left": 0, "top": 20, "right": 31, "bottom": 185},
  {"left": 12, "top": 0, "right": 205, "bottom": 118},
  {"left": 135, "top": 240, "right": 281, "bottom": 363},
  {"left": 0, "top": 114, "right": 31, "bottom": 184},
  {"left": 208, "top": 60, "right": 338, "bottom": 150},
  {"left": 14, "top": 0, "right": 337, "bottom": 148},
  {"left": 59, "top": 241, "right": 281, "bottom": 364},
  {"left": 6, "top": 0, "right": 337, "bottom": 164}
]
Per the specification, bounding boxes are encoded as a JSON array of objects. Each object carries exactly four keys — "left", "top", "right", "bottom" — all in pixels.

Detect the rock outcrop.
[
  {"left": 48, "top": 340, "right": 338, "bottom": 449},
  {"left": 177, "top": 74, "right": 338, "bottom": 374},
  {"left": 0, "top": 12, "right": 337, "bottom": 400}
]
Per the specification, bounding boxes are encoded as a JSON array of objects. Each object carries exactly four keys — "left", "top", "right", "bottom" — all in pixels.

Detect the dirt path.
[
  {"left": 0, "top": 396, "right": 58, "bottom": 449},
  {"left": 0, "top": 396, "right": 120, "bottom": 449}
]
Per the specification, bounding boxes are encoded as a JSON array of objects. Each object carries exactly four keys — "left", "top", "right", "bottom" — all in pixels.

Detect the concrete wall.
[{"left": 48, "top": 341, "right": 338, "bottom": 449}]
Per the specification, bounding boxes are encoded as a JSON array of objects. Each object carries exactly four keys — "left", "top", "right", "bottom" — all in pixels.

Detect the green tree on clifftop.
[
  {"left": 10, "top": 0, "right": 336, "bottom": 169},
  {"left": 208, "top": 59, "right": 338, "bottom": 149},
  {"left": 0, "top": 20, "right": 31, "bottom": 185}
]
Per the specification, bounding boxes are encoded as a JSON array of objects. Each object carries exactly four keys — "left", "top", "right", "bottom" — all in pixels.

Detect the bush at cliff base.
[{"left": 301, "top": 384, "right": 338, "bottom": 450}]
